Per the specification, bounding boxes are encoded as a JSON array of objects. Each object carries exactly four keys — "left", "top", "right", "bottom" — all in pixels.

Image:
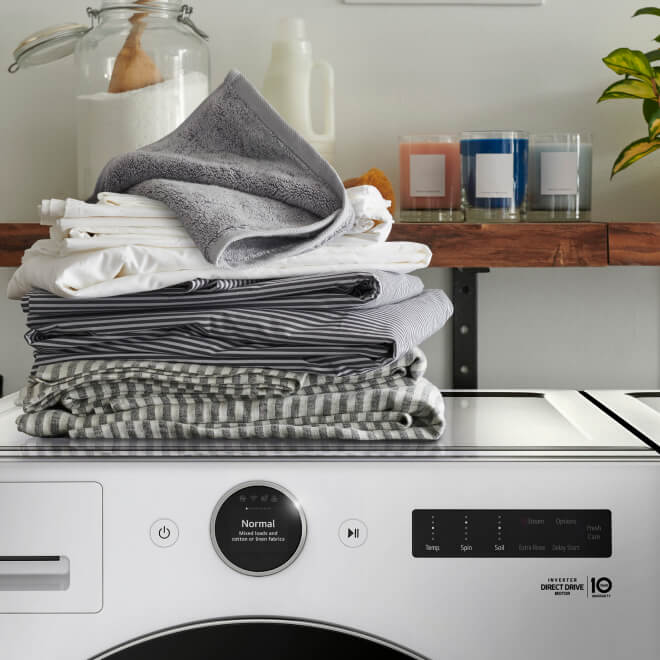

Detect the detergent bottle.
[{"left": 262, "top": 18, "right": 336, "bottom": 166}]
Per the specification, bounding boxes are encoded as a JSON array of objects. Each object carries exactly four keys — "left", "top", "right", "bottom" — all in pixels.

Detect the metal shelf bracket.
[{"left": 452, "top": 267, "right": 489, "bottom": 389}]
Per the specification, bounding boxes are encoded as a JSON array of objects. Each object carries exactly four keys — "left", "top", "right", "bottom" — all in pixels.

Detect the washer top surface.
[
  {"left": 632, "top": 393, "right": 660, "bottom": 414},
  {"left": 586, "top": 390, "right": 660, "bottom": 450},
  {"left": 0, "top": 390, "right": 656, "bottom": 460}
]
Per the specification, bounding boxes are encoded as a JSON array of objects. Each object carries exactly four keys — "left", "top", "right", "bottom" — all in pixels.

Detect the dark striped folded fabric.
[
  {"left": 22, "top": 271, "right": 423, "bottom": 316},
  {"left": 22, "top": 274, "right": 452, "bottom": 375},
  {"left": 17, "top": 350, "right": 445, "bottom": 441}
]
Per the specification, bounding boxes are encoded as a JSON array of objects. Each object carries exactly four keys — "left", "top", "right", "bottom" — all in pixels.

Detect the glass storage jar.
[{"left": 10, "top": 1, "right": 210, "bottom": 198}]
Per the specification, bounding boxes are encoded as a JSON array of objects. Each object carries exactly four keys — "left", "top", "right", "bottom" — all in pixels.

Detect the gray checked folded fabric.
[
  {"left": 16, "top": 350, "right": 445, "bottom": 441},
  {"left": 17, "top": 381, "right": 444, "bottom": 442}
]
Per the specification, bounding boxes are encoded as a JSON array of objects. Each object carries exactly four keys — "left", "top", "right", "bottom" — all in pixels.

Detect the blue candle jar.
[{"left": 460, "top": 130, "right": 529, "bottom": 222}]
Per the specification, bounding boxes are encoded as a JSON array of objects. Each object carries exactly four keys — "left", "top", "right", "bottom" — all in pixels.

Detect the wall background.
[{"left": 1, "top": 0, "right": 659, "bottom": 393}]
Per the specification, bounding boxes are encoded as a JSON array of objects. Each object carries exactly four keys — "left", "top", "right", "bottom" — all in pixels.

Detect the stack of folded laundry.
[{"left": 8, "top": 70, "right": 453, "bottom": 443}]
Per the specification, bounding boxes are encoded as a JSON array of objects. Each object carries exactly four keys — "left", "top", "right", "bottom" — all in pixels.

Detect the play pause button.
[{"left": 339, "top": 519, "right": 368, "bottom": 548}]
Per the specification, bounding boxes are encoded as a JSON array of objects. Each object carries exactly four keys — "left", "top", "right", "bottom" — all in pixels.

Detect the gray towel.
[{"left": 91, "top": 70, "right": 354, "bottom": 267}]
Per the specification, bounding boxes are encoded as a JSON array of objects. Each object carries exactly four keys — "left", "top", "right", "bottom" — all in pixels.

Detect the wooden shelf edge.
[
  {"left": 0, "top": 223, "right": 48, "bottom": 267},
  {"left": 607, "top": 223, "right": 660, "bottom": 266},
  {"left": 390, "top": 222, "right": 609, "bottom": 267},
  {"left": 1, "top": 221, "right": 659, "bottom": 268}
]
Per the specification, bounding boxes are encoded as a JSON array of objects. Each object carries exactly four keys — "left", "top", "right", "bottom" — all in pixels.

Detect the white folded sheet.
[
  {"left": 49, "top": 217, "right": 196, "bottom": 254},
  {"left": 17, "top": 185, "right": 409, "bottom": 298},
  {"left": 39, "top": 193, "right": 177, "bottom": 224},
  {"left": 41, "top": 186, "right": 393, "bottom": 238},
  {"left": 8, "top": 238, "right": 431, "bottom": 299}
]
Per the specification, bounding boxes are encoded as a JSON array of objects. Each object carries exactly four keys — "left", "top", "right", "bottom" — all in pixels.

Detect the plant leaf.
[
  {"left": 643, "top": 97, "right": 660, "bottom": 121},
  {"left": 633, "top": 7, "right": 660, "bottom": 17},
  {"left": 655, "top": 34, "right": 660, "bottom": 42},
  {"left": 644, "top": 98, "right": 660, "bottom": 138},
  {"left": 650, "top": 117, "right": 660, "bottom": 139},
  {"left": 598, "top": 78, "right": 656, "bottom": 101},
  {"left": 611, "top": 137, "right": 660, "bottom": 176},
  {"left": 603, "top": 48, "right": 655, "bottom": 79},
  {"left": 645, "top": 47, "right": 660, "bottom": 62}
]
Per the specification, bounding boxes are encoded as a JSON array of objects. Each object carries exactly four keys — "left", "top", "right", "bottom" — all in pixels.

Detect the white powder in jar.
[{"left": 76, "top": 71, "right": 209, "bottom": 198}]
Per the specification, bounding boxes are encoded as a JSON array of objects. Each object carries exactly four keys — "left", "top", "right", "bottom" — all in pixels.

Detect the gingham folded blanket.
[{"left": 17, "top": 350, "right": 445, "bottom": 441}]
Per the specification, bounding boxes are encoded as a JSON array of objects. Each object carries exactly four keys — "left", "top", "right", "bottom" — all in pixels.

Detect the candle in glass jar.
[
  {"left": 460, "top": 130, "right": 529, "bottom": 222},
  {"left": 399, "top": 136, "right": 462, "bottom": 222},
  {"left": 528, "top": 133, "right": 592, "bottom": 220}
]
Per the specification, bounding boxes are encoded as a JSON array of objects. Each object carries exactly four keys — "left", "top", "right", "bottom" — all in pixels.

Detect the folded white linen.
[
  {"left": 7, "top": 238, "right": 432, "bottom": 299},
  {"left": 56, "top": 217, "right": 184, "bottom": 233},
  {"left": 332, "top": 218, "right": 392, "bottom": 245},
  {"left": 38, "top": 199, "right": 66, "bottom": 224},
  {"left": 41, "top": 187, "right": 392, "bottom": 232},
  {"left": 49, "top": 216, "right": 196, "bottom": 254},
  {"left": 342, "top": 185, "right": 393, "bottom": 242},
  {"left": 55, "top": 235, "right": 198, "bottom": 253},
  {"left": 39, "top": 194, "right": 177, "bottom": 225},
  {"left": 346, "top": 185, "right": 392, "bottom": 222},
  {"left": 96, "top": 192, "right": 177, "bottom": 212}
]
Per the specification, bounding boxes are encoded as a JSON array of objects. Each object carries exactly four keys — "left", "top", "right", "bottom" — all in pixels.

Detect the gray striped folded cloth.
[
  {"left": 23, "top": 285, "right": 452, "bottom": 375},
  {"left": 16, "top": 380, "right": 444, "bottom": 442},
  {"left": 21, "top": 271, "right": 424, "bottom": 318},
  {"left": 19, "top": 349, "right": 427, "bottom": 414}
]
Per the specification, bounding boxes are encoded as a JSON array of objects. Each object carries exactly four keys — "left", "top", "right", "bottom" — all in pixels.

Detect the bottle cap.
[{"left": 277, "top": 17, "right": 307, "bottom": 42}]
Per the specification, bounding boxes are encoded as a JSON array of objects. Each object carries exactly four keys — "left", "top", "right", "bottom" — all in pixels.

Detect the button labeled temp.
[
  {"left": 150, "top": 519, "right": 179, "bottom": 548},
  {"left": 339, "top": 519, "right": 367, "bottom": 548}
]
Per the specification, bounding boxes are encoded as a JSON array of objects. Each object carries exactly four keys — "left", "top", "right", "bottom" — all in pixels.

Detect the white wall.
[{"left": 1, "top": 0, "right": 659, "bottom": 393}]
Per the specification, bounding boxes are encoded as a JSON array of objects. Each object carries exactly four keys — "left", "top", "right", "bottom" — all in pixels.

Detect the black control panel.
[
  {"left": 212, "top": 483, "right": 306, "bottom": 575},
  {"left": 412, "top": 509, "right": 611, "bottom": 558}
]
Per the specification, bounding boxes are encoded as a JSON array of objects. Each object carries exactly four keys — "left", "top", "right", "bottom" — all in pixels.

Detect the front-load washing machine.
[{"left": 0, "top": 390, "right": 658, "bottom": 660}]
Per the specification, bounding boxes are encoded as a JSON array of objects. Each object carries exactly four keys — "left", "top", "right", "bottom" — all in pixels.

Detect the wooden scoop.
[{"left": 108, "top": 0, "right": 163, "bottom": 93}]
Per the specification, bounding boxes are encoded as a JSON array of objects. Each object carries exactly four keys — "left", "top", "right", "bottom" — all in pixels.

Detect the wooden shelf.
[
  {"left": 0, "top": 223, "right": 48, "bottom": 267},
  {"left": 608, "top": 222, "right": 660, "bottom": 266},
  {"left": 390, "top": 222, "right": 608, "bottom": 267},
  {"left": 1, "top": 221, "right": 659, "bottom": 268}
]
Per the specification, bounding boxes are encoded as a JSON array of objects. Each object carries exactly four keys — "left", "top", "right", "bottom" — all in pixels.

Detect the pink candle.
[{"left": 399, "top": 136, "right": 462, "bottom": 221}]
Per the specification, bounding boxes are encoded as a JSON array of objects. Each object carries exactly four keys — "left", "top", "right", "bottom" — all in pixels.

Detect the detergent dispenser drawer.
[{"left": 0, "top": 482, "right": 102, "bottom": 613}]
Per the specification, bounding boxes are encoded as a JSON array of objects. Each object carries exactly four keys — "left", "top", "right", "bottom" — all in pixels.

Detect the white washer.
[
  {"left": 0, "top": 390, "right": 658, "bottom": 660},
  {"left": 585, "top": 390, "right": 660, "bottom": 451}
]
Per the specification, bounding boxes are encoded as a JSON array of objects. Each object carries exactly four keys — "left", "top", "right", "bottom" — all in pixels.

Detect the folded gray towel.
[{"left": 91, "top": 70, "right": 354, "bottom": 267}]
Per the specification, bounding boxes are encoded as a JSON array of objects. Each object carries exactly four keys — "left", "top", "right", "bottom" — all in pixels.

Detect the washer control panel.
[
  {"left": 413, "top": 509, "right": 612, "bottom": 558},
  {"left": 211, "top": 482, "right": 306, "bottom": 576}
]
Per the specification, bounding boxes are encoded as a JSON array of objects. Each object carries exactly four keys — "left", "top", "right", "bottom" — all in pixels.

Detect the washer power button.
[{"left": 150, "top": 519, "right": 179, "bottom": 548}]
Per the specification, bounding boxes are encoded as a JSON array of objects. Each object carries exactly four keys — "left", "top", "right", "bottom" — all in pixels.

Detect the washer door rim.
[{"left": 89, "top": 616, "right": 429, "bottom": 660}]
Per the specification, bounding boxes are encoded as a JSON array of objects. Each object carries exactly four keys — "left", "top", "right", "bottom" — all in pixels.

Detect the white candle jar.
[{"left": 10, "top": 1, "right": 210, "bottom": 199}]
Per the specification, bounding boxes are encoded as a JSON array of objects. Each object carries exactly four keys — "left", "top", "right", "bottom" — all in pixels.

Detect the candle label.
[
  {"left": 410, "top": 154, "right": 446, "bottom": 197},
  {"left": 475, "top": 153, "right": 514, "bottom": 198},
  {"left": 541, "top": 151, "right": 578, "bottom": 195}
]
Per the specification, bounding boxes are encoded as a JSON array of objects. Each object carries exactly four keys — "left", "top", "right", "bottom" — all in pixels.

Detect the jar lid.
[{"left": 9, "top": 23, "right": 89, "bottom": 73}]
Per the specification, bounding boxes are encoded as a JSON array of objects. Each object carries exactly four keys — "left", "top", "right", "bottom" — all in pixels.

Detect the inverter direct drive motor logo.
[{"left": 540, "top": 576, "right": 613, "bottom": 598}]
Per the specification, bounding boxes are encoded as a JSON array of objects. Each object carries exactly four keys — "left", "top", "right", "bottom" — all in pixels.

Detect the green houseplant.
[{"left": 598, "top": 7, "right": 660, "bottom": 176}]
